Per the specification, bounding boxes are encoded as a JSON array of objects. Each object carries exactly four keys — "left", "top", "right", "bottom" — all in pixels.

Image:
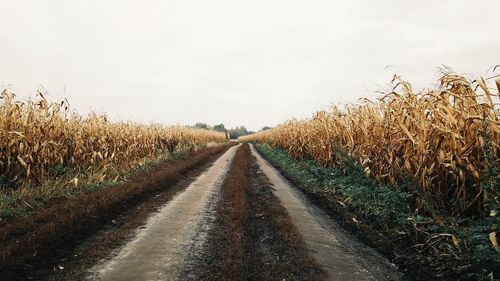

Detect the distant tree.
[
  {"left": 228, "top": 125, "right": 249, "bottom": 139},
  {"left": 194, "top": 122, "right": 209, "bottom": 130},
  {"left": 261, "top": 126, "right": 271, "bottom": 131},
  {"left": 213, "top": 123, "right": 226, "bottom": 132},
  {"left": 213, "top": 123, "right": 230, "bottom": 140}
]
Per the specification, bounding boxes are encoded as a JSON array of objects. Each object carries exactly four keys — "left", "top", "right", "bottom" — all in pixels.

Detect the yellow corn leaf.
[
  {"left": 451, "top": 234, "right": 460, "bottom": 247},
  {"left": 17, "top": 156, "right": 27, "bottom": 169},
  {"left": 490, "top": 232, "right": 498, "bottom": 250}
]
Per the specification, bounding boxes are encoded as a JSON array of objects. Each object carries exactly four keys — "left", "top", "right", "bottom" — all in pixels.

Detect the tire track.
[
  {"left": 250, "top": 144, "right": 402, "bottom": 281},
  {"left": 180, "top": 143, "right": 326, "bottom": 281},
  {"left": 90, "top": 145, "right": 239, "bottom": 281}
]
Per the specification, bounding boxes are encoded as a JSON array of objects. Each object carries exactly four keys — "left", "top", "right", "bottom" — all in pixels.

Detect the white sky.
[{"left": 1, "top": 0, "right": 499, "bottom": 131}]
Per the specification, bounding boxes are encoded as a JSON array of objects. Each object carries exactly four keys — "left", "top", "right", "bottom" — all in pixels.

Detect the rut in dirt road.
[
  {"left": 90, "top": 145, "right": 239, "bottom": 281},
  {"left": 84, "top": 143, "right": 402, "bottom": 281},
  {"left": 183, "top": 143, "right": 326, "bottom": 281},
  {"left": 250, "top": 144, "right": 403, "bottom": 281}
]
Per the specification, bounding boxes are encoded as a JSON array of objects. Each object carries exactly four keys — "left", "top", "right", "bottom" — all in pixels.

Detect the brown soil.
[
  {"left": 244, "top": 150, "right": 327, "bottom": 281},
  {"left": 93, "top": 144, "right": 238, "bottom": 280},
  {"left": 184, "top": 143, "right": 326, "bottom": 281},
  {"left": 251, "top": 145, "right": 402, "bottom": 280},
  {"left": 0, "top": 144, "right": 233, "bottom": 281},
  {"left": 310, "top": 190, "right": 433, "bottom": 280},
  {"left": 252, "top": 147, "right": 432, "bottom": 280}
]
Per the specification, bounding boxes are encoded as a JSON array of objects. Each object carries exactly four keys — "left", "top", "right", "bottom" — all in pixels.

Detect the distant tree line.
[{"left": 192, "top": 123, "right": 271, "bottom": 140}]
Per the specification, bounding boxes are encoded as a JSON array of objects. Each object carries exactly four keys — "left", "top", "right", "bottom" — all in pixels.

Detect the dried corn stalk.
[
  {"left": 0, "top": 91, "right": 227, "bottom": 187},
  {"left": 242, "top": 73, "right": 499, "bottom": 215}
]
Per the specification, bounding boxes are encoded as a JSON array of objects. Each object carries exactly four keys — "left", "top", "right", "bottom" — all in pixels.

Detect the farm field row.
[
  {"left": 1, "top": 144, "right": 404, "bottom": 280},
  {"left": 0, "top": 72, "right": 498, "bottom": 280},
  {"left": 0, "top": 91, "right": 227, "bottom": 219},
  {"left": 242, "top": 73, "right": 500, "bottom": 279}
]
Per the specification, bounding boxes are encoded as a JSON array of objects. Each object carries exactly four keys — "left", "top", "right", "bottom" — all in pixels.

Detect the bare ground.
[
  {"left": 1, "top": 142, "right": 406, "bottom": 281},
  {"left": 250, "top": 144, "right": 403, "bottom": 281},
  {"left": 182, "top": 143, "right": 326, "bottom": 281},
  {"left": 90, "top": 145, "right": 239, "bottom": 280},
  {"left": 0, "top": 144, "right": 233, "bottom": 281}
]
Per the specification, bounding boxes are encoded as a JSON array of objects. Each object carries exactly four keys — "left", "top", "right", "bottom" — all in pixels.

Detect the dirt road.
[
  {"left": 91, "top": 145, "right": 239, "bottom": 280},
  {"left": 2, "top": 142, "right": 403, "bottom": 280},
  {"left": 82, "top": 144, "right": 403, "bottom": 281},
  {"left": 250, "top": 144, "right": 402, "bottom": 280}
]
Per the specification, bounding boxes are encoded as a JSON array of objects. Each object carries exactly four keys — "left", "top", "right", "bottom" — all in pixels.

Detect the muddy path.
[
  {"left": 86, "top": 144, "right": 329, "bottom": 281},
  {"left": 89, "top": 143, "right": 401, "bottom": 281},
  {"left": 250, "top": 144, "right": 403, "bottom": 281},
  {"left": 0, "top": 144, "right": 234, "bottom": 281},
  {"left": 182, "top": 143, "right": 326, "bottom": 281},
  {"left": 90, "top": 145, "right": 239, "bottom": 280},
  {"left": 1, "top": 142, "right": 406, "bottom": 280}
]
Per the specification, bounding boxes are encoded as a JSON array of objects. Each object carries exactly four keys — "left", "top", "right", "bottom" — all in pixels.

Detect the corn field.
[
  {"left": 242, "top": 73, "right": 500, "bottom": 215},
  {"left": 0, "top": 90, "right": 227, "bottom": 188}
]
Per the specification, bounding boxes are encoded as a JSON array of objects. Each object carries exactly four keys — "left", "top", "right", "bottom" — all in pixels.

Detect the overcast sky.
[{"left": 1, "top": 1, "right": 499, "bottom": 131}]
